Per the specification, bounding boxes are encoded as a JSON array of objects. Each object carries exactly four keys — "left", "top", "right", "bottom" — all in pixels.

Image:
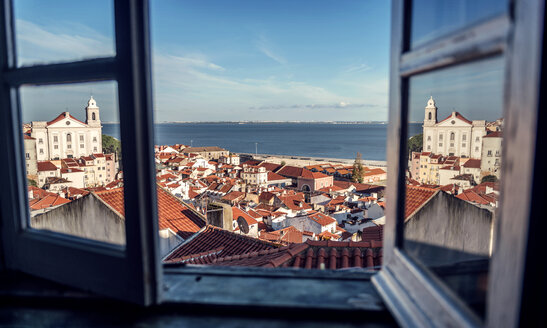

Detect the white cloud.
[
  {"left": 15, "top": 19, "right": 114, "bottom": 65},
  {"left": 255, "top": 35, "right": 287, "bottom": 65},
  {"left": 345, "top": 63, "right": 372, "bottom": 73}
]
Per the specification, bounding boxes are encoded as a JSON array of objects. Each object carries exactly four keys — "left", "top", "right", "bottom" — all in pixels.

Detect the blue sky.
[
  {"left": 15, "top": 0, "right": 504, "bottom": 124},
  {"left": 16, "top": 0, "right": 391, "bottom": 122}
]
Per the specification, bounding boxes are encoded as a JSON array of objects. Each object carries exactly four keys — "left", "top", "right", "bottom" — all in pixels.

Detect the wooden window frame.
[
  {"left": 372, "top": 0, "right": 545, "bottom": 327},
  {"left": 0, "top": 0, "right": 160, "bottom": 305}
]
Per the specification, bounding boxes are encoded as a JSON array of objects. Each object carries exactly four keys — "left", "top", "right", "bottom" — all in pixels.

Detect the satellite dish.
[{"left": 237, "top": 216, "right": 250, "bottom": 234}]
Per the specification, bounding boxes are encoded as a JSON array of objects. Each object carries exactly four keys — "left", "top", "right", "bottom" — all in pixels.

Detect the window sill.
[
  {"left": 0, "top": 269, "right": 395, "bottom": 327},
  {"left": 163, "top": 266, "right": 385, "bottom": 312}
]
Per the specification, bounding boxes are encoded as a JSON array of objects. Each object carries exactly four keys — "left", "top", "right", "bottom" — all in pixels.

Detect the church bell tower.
[
  {"left": 424, "top": 96, "right": 437, "bottom": 126},
  {"left": 85, "top": 96, "right": 101, "bottom": 127}
]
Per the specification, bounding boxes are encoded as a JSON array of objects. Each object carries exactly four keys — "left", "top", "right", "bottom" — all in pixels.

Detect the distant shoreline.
[
  {"left": 238, "top": 152, "right": 387, "bottom": 169},
  {"left": 102, "top": 121, "right": 390, "bottom": 125}
]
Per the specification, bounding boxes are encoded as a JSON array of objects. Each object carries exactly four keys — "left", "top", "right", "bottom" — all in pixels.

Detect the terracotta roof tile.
[
  {"left": 209, "top": 240, "right": 382, "bottom": 270},
  {"left": 95, "top": 186, "right": 205, "bottom": 239},
  {"left": 405, "top": 185, "right": 438, "bottom": 220},
  {"left": 37, "top": 161, "right": 58, "bottom": 172},
  {"left": 47, "top": 112, "right": 87, "bottom": 126},
  {"left": 164, "top": 225, "right": 278, "bottom": 263},
  {"left": 439, "top": 112, "right": 473, "bottom": 125}
]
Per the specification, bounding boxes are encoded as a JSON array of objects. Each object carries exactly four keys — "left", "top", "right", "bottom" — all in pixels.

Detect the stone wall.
[
  {"left": 31, "top": 194, "right": 125, "bottom": 245},
  {"left": 404, "top": 192, "right": 493, "bottom": 266}
]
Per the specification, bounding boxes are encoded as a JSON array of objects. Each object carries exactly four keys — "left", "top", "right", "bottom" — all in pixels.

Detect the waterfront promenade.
[{"left": 237, "top": 152, "right": 387, "bottom": 169}]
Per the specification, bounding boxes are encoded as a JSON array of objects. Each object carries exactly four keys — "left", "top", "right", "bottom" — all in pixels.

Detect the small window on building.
[
  {"left": 450, "top": 132, "right": 455, "bottom": 141},
  {"left": 488, "top": 150, "right": 492, "bottom": 156},
  {"left": 38, "top": 138, "right": 43, "bottom": 144},
  {"left": 53, "top": 136, "right": 58, "bottom": 142},
  {"left": 39, "top": 149, "right": 43, "bottom": 154},
  {"left": 476, "top": 136, "right": 480, "bottom": 142},
  {"left": 462, "top": 134, "right": 467, "bottom": 141},
  {"left": 67, "top": 144, "right": 71, "bottom": 149},
  {"left": 462, "top": 143, "right": 466, "bottom": 148},
  {"left": 93, "top": 137, "right": 97, "bottom": 142},
  {"left": 54, "top": 145, "right": 58, "bottom": 149},
  {"left": 80, "top": 144, "right": 84, "bottom": 148},
  {"left": 67, "top": 134, "right": 71, "bottom": 142},
  {"left": 80, "top": 135, "right": 84, "bottom": 142},
  {"left": 427, "top": 136, "right": 431, "bottom": 141}
]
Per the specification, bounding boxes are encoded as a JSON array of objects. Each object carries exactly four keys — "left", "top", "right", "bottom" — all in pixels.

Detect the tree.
[
  {"left": 481, "top": 175, "right": 498, "bottom": 183},
  {"left": 27, "top": 177, "right": 37, "bottom": 187},
  {"left": 280, "top": 160, "right": 286, "bottom": 166},
  {"left": 102, "top": 134, "right": 122, "bottom": 158},
  {"left": 352, "top": 152, "right": 364, "bottom": 183},
  {"left": 407, "top": 133, "right": 423, "bottom": 155}
]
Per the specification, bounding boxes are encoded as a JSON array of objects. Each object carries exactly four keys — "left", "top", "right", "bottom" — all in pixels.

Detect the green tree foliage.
[
  {"left": 481, "top": 175, "right": 498, "bottom": 183},
  {"left": 408, "top": 133, "right": 423, "bottom": 154},
  {"left": 27, "top": 177, "right": 37, "bottom": 187},
  {"left": 102, "top": 134, "right": 121, "bottom": 156},
  {"left": 280, "top": 160, "right": 286, "bottom": 166},
  {"left": 352, "top": 152, "right": 364, "bottom": 183}
]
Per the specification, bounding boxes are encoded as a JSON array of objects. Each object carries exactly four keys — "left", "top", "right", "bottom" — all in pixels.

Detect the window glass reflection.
[
  {"left": 21, "top": 82, "right": 125, "bottom": 246},
  {"left": 405, "top": 57, "right": 505, "bottom": 317},
  {"left": 13, "top": 0, "right": 115, "bottom": 67},
  {"left": 410, "top": 0, "right": 508, "bottom": 49}
]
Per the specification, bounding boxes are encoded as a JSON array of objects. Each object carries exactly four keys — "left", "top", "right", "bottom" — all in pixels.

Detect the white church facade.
[
  {"left": 422, "top": 96, "right": 486, "bottom": 159},
  {"left": 31, "top": 96, "right": 102, "bottom": 161}
]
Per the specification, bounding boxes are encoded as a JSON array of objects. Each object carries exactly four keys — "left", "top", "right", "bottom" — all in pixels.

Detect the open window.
[
  {"left": 0, "top": 0, "right": 161, "bottom": 304},
  {"left": 373, "top": 0, "right": 546, "bottom": 326}
]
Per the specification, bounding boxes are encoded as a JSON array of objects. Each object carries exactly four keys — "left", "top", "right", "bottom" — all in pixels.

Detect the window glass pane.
[
  {"left": 410, "top": 0, "right": 508, "bottom": 49},
  {"left": 150, "top": 1, "right": 390, "bottom": 268},
  {"left": 404, "top": 56, "right": 505, "bottom": 318},
  {"left": 13, "top": 0, "right": 115, "bottom": 67},
  {"left": 21, "top": 81, "right": 125, "bottom": 246}
]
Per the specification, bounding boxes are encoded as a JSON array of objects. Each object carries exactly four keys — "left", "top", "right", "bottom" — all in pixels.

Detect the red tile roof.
[
  {"left": 439, "top": 112, "right": 473, "bottom": 125},
  {"left": 307, "top": 211, "right": 337, "bottom": 226},
  {"left": 37, "top": 161, "right": 58, "bottom": 172},
  {"left": 362, "top": 225, "right": 384, "bottom": 242},
  {"left": 232, "top": 207, "right": 258, "bottom": 226},
  {"left": 221, "top": 191, "right": 245, "bottom": 201},
  {"left": 206, "top": 240, "right": 382, "bottom": 270},
  {"left": 164, "top": 225, "right": 278, "bottom": 263},
  {"left": 267, "top": 171, "right": 288, "bottom": 182},
  {"left": 405, "top": 185, "right": 438, "bottom": 220},
  {"left": 463, "top": 159, "right": 481, "bottom": 169},
  {"left": 29, "top": 194, "right": 71, "bottom": 210},
  {"left": 47, "top": 112, "right": 87, "bottom": 126},
  {"left": 258, "top": 162, "right": 283, "bottom": 172},
  {"left": 456, "top": 190, "right": 495, "bottom": 205},
  {"left": 278, "top": 195, "right": 311, "bottom": 211},
  {"left": 484, "top": 131, "right": 503, "bottom": 138},
  {"left": 317, "top": 230, "right": 341, "bottom": 241},
  {"left": 94, "top": 186, "right": 205, "bottom": 239},
  {"left": 300, "top": 168, "right": 330, "bottom": 179},
  {"left": 260, "top": 226, "right": 303, "bottom": 244},
  {"left": 277, "top": 166, "right": 304, "bottom": 178}
]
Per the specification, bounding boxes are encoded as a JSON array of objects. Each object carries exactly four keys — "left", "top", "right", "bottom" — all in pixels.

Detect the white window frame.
[
  {"left": 0, "top": 0, "right": 161, "bottom": 305},
  {"left": 372, "top": 0, "right": 544, "bottom": 327}
]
